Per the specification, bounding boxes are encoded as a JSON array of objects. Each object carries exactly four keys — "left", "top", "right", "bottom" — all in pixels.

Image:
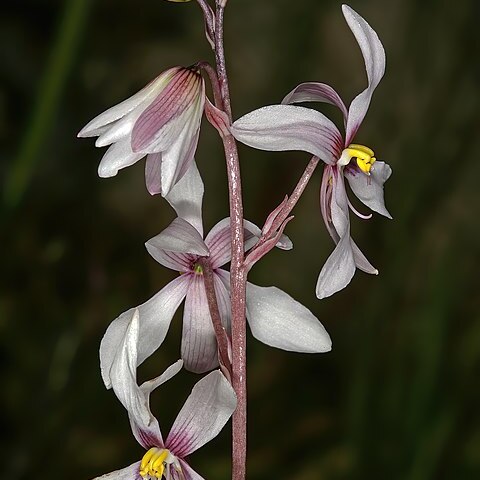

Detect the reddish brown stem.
[
  {"left": 197, "top": 257, "right": 232, "bottom": 377},
  {"left": 213, "top": 3, "right": 247, "bottom": 479}
]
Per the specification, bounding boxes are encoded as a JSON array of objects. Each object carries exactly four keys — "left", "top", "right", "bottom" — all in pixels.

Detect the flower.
[
  {"left": 78, "top": 66, "right": 205, "bottom": 197},
  {"left": 95, "top": 308, "right": 236, "bottom": 480},
  {"left": 100, "top": 162, "right": 331, "bottom": 386},
  {"left": 230, "top": 4, "right": 391, "bottom": 298}
]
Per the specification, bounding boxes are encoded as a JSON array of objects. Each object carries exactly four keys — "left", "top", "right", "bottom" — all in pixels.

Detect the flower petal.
[
  {"left": 145, "top": 152, "right": 163, "bottom": 196},
  {"left": 342, "top": 5, "right": 386, "bottom": 145},
  {"left": 246, "top": 282, "right": 331, "bottom": 353},
  {"left": 97, "top": 138, "right": 144, "bottom": 178},
  {"left": 330, "top": 167, "right": 350, "bottom": 238},
  {"left": 77, "top": 69, "right": 175, "bottom": 138},
  {"left": 282, "top": 82, "right": 348, "bottom": 122},
  {"left": 345, "top": 161, "right": 392, "bottom": 218},
  {"left": 131, "top": 70, "right": 204, "bottom": 153},
  {"left": 146, "top": 218, "right": 209, "bottom": 257},
  {"left": 316, "top": 232, "right": 356, "bottom": 299},
  {"left": 158, "top": 107, "right": 202, "bottom": 197},
  {"left": 231, "top": 104, "right": 343, "bottom": 164},
  {"left": 213, "top": 271, "right": 231, "bottom": 334},
  {"left": 108, "top": 310, "right": 164, "bottom": 447},
  {"left": 100, "top": 275, "right": 190, "bottom": 389},
  {"left": 130, "top": 360, "right": 183, "bottom": 449},
  {"left": 181, "top": 275, "right": 218, "bottom": 373},
  {"left": 165, "top": 161, "right": 204, "bottom": 237},
  {"left": 204, "top": 218, "right": 291, "bottom": 269},
  {"left": 166, "top": 370, "right": 237, "bottom": 457},
  {"left": 351, "top": 240, "right": 378, "bottom": 275},
  {"left": 90, "top": 461, "right": 142, "bottom": 480},
  {"left": 177, "top": 459, "right": 205, "bottom": 480}
]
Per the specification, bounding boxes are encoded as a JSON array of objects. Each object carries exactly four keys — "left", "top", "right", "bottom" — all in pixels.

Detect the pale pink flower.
[
  {"left": 100, "top": 163, "right": 331, "bottom": 385},
  {"left": 231, "top": 5, "right": 392, "bottom": 298},
  {"left": 78, "top": 66, "right": 205, "bottom": 196},
  {"left": 95, "top": 309, "right": 236, "bottom": 480}
]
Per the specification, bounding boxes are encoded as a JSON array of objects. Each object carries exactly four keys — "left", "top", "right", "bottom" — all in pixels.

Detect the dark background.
[{"left": 1, "top": 0, "right": 479, "bottom": 479}]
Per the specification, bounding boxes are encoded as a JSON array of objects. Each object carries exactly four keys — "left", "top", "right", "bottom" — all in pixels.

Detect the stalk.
[{"left": 213, "top": 3, "right": 247, "bottom": 479}]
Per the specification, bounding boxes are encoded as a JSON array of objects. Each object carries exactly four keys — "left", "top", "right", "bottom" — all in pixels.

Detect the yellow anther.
[
  {"left": 347, "top": 144, "right": 374, "bottom": 157},
  {"left": 344, "top": 144, "right": 376, "bottom": 174},
  {"left": 139, "top": 448, "right": 170, "bottom": 479}
]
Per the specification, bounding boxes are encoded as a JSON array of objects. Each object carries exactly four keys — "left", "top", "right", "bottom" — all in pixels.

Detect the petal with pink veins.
[
  {"left": 146, "top": 218, "right": 209, "bottom": 257},
  {"left": 177, "top": 459, "right": 206, "bottom": 480},
  {"left": 181, "top": 276, "right": 219, "bottom": 373},
  {"left": 282, "top": 82, "right": 348, "bottom": 123},
  {"left": 166, "top": 370, "right": 236, "bottom": 458},
  {"left": 231, "top": 104, "right": 343, "bottom": 164},
  {"left": 90, "top": 461, "right": 142, "bottom": 480}
]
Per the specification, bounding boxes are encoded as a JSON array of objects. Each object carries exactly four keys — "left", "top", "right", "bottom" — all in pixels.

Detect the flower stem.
[
  {"left": 197, "top": 257, "right": 232, "bottom": 378},
  {"left": 214, "top": 2, "right": 247, "bottom": 479},
  {"left": 255, "top": 156, "right": 320, "bottom": 250}
]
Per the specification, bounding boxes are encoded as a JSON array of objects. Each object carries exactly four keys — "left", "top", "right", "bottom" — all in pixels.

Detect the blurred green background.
[{"left": 1, "top": 0, "right": 479, "bottom": 479}]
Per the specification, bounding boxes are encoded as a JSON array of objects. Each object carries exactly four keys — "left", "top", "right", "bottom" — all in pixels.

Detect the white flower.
[
  {"left": 231, "top": 5, "right": 391, "bottom": 298},
  {"left": 78, "top": 66, "right": 205, "bottom": 196},
  {"left": 100, "top": 162, "right": 331, "bottom": 386},
  {"left": 93, "top": 309, "right": 236, "bottom": 480}
]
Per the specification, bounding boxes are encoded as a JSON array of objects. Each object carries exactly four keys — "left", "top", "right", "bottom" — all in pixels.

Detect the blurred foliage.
[{"left": 1, "top": 0, "right": 479, "bottom": 479}]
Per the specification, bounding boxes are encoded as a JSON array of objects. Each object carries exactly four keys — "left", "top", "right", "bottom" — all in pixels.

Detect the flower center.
[
  {"left": 338, "top": 143, "right": 376, "bottom": 174},
  {"left": 139, "top": 448, "right": 174, "bottom": 479},
  {"left": 193, "top": 263, "right": 203, "bottom": 275}
]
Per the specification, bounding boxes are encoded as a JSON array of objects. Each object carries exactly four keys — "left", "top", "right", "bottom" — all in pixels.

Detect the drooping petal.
[
  {"left": 158, "top": 104, "right": 203, "bottom": 197},
  {"left": 320, "top": 165, "right": 339, "bottom": 242},
  {"left": 165, "top": 161, "right": 204, "bottom": 237},
  {"left": 131, "top": 69, "right": 203, "bottom": 153},
  {"left": 146, "top": 218, "right": 209, "bottom": 257},
  {"left": 231, "top": 104, "right": 343, "bottom": 164},
  {"left": 282, "top": 82, "right": 348, "bottom": 122},
  {"left": 181, "top": 275, "right": 218, "bottom": 373},
  {"left": 316, "top": 230, "right": 356, "bottom": 299},
  {"left": 352, "top": 240, "right": 378, "bottom": 275},
  {"left": 166, "top": 370, "right": 237, "bottom": 458},
  {"left": 97, "top": 137, "right": 144, "bottom": 178},
  {"left": 90, "top": 461, "right": 142, "bottom": 480},
  {"left": 177, "top": 459, "right": 206, "bottom": 480},
  {"left": 95, "top": 105, "right": 145, "bottom": 148},
  {"left": 130, "top": 360, "right": 184, "bottom": 449},
  {"left": 331, "top": 168, "right": 351, "bottom": 237},
  {"left": 145, "top": 152, "right": 163, "bottom": 196},
  {"left": 342, "top": 5, "right": 386, "bottom": 145},
  {"left": 345, "top": 161, "right": 392, "bottom": 218},
  {"left": 108, "top": 310, "right": 162, "bottom": 447},
  {"left": 100, "top": 275, "right": 190, "bottom": 388},
  {"left": 246, "top": 282, "right": 331, "bottom": 353},
  {"left": 77, "top": 69, "right": 179, "bottom": 138}
]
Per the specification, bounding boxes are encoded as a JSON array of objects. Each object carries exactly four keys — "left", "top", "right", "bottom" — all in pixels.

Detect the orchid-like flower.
[
  {"left": 78, "top": 66, "right": 205, "bottom": 197},
  {"left": 230, "top": 4, "right": 392, "bottom": 299},
  {"left": 100, "top": 162, "right": 331, "bottom": 386},
  {"left": 96, "top": 309, "right": 236, "bottom": 480}
]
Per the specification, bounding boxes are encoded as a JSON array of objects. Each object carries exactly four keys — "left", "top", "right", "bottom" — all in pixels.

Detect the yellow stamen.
[
  {"left": 194, "top": 263, "right": 203, "bottom": 275},
  {"left": 139, "top": 448, "right": 170, "bottom": 479},
  {"left": 343, "top": 144, "right": 376, "bottom": 174}
]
